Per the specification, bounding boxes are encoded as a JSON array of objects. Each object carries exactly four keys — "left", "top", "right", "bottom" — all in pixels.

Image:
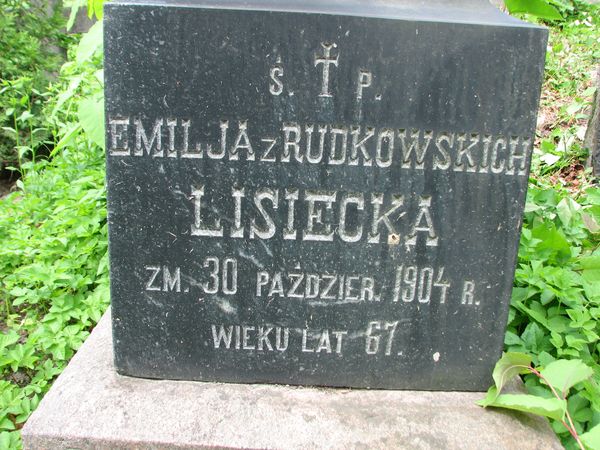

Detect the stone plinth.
[{"left": 22, "top": 308, "right": 561, "bottom": 449}]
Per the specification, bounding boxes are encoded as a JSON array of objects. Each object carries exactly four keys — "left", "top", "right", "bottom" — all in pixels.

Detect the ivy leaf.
[{"left": 539, "top": 359, "right": 593, "bottom": 398}]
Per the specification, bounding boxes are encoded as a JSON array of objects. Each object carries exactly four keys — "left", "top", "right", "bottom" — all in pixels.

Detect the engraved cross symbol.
[{"left": 314, "top": 42, "right": 339, "bottom": 98}]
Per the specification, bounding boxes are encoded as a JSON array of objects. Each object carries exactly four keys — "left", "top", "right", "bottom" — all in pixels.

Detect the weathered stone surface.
[
  {"left": 585, "top": 67, "right": 600, "bottom": 176},
  {"left": 104, "top": 0, "right": 547, "bottom": 389},
  {"left": 22, "top": 309, "right": 563, "bottom": 450}
]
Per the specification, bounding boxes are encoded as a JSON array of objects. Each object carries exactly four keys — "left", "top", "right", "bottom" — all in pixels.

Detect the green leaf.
[
  {"left": 581, "top": 423, "right": 600, "bottom": 450},
  {"left": 504, "top": 330, "right": 522, "bottom": 346},
  {"left": 504, "top": 0, "right": 562, "bottom": 19},
  {"left": 492, "top": 352, "right": 532, "bottom": 396},
  {"left": 93, "top": 0, "right": 104, "bottom": 19},
  {"left": 50, "top": 124, "right": 82, "bottom": 158},
  {"left": 76, "top": 21, "right": 103, "bottom": 64},
  {"left": 520, "top": 322, "right": 551, "bottom": 353},
  {"left": 478, "top": 386, "right": 501, "bottom": 407},
  {"left": 556, "top": 197, "right": 580, "bottom": 228},
  {"left": 566, "top": 102, "right": 583, "bottom": 116},
  {"left": 51, "top": 75, "right": 83, "bottom": 118},
  {"left": 576, "top": 256, "right": 600, "bottom": 271},
  {"left": 539, "top": 360, "right": 594, "bottom": 397},
  {"left": 478, "top": 390, "right": 566, "bottom": 421},
  {"left": 540, "top": 152, "right": 561, "bottom": 166},
  {"left": 537, "top": 351, "right": 556, "bottom": 367},
  {"left": 66, "top": 2, "right": 80, "bottom": 31},
  {"left": 78, "top": 96, "right": 105, "bottom": 150},
  {"left": 0, "top": 417, "right": 15, "bottom": 431},
  {"left": 0, "top": 431, "right": 17, "bottom": 447},
  {"left": 86, "top": 0, "right": 104, "bottom": 19},
  {"left": 531, "top": 222, "right": 571, "bottom": 264},
  {"left": 17, "top": 110, "right": 34, "bottom": 123},
  {"left": 0, "top": 331, "right": 20, "bottom": 350},
  {"left": 568, "top": 394, "right": 593, "bottom": 423}
]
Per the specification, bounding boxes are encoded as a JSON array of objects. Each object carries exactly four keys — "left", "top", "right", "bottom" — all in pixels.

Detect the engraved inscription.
[
  {"left": 314, "top": 42, "right": 339, "bottom": 98},
  {"left": 109, "top": 31, "right": 526, "bottom": 374},
  {"left": 190, "top": 185, "right": 437, "bottom": 248},
  {"left": 108, "top": 118, "right": 531, "bottom": 176}
]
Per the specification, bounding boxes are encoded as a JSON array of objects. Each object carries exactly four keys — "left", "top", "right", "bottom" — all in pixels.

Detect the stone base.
[{"left": 22, "top": 309, "right": 562, "bottom": 449}]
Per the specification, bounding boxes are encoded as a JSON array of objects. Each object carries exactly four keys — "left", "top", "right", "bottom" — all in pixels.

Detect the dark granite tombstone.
[{"left": 104, "top": 0, "right": 547, "bottom": 390}]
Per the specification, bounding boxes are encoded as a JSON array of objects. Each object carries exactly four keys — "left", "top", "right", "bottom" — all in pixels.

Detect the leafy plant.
[
  {"left": 504, "top": 0, "right": 563, "bottom": 21},
  {"left": 0, "top": 13, "right": 107, "bottom": 448},
  {"left": 0, "top": 77, "right": 53, "bottom": 180},
  {"left": 502, "top": 0, "right": 593, "bottom": 21},
  {"left": 531, "top": 2, "right": 599, "bottom": 180},
  {"left": 481, "top": 183, "right": 600, "bottom": 449},
  {"left": 0, "top": 0, "right": 71, "bottom": 170},
  {"left": 480, "top": 353, "right": 598, "bottom": 449}
]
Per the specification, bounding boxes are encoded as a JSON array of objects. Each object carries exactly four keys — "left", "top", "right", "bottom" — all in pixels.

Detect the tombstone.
[{"left": 103, "top": 0, "right": 547, "bottom": 391}]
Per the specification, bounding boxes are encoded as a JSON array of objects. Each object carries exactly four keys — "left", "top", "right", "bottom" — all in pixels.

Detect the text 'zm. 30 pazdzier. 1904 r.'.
[{"left": 104, "top": 0, "right": 547, "bottom": 390}]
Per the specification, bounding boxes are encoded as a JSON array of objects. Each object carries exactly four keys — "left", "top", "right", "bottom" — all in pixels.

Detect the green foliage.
[
  {"left": 491, "top": 351, "right": 532, "bottom": 393},
  {"left": 503, "top": 0, "right": 591, "bottom": 22},
  {"left": 504, "top": 0, "right": 562, "bottom": 21},
  {"left": 0, "top": 1, "right": 66, "bottom": 79},
  {"left": 480, "top": 353, "right": 598, "bottom": 448},
  {"left": 532, "top": 2, "right": 599, "bottom": 176},
  {"left": 0, "top": 0, "right": 72, "bottom": 169},
  {"left": 582, "top": 426, "right": 600, "bottom": 450},
  {"left": 87, "top": 0, "right": 104, "bottom": 20},
  {"left": 489, "top": 182, "right": 600, "bottom": 448},
  {"left": 481, "top": 6, "right": 600, "bottom": 446},
  {"left": 483, "top": 9, "right": 600, "bottom": 432},
  {"left": 64, "top": 0, "right": 105, "bottom": 28},
  {"left": 480, "top": 388, "right": 567, "bottom": 422},
  {"left": 541, "top": 359, "right": 594, "bottom": 397},
  {"left": 0, "top": 21, "right": 107, "bottom": 448}
]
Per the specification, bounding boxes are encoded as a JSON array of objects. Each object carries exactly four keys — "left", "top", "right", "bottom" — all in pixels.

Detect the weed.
[
  {"left": 0, "top": 21, "right": 105, "bottom": 448},
  {"left": 0, "top": 0, "right": 73, "bottom": 171}
]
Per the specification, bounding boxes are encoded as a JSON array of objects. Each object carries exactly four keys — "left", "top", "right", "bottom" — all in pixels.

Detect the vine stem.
[
  {"left": 13, "top": 113, "right": 23, "bottom": 177},
  {"left": 528, "top": 366, "right": 585, "bottom": 450},
  {"left": 513, "top": 364, "right": 585, "bottom": 450}
]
